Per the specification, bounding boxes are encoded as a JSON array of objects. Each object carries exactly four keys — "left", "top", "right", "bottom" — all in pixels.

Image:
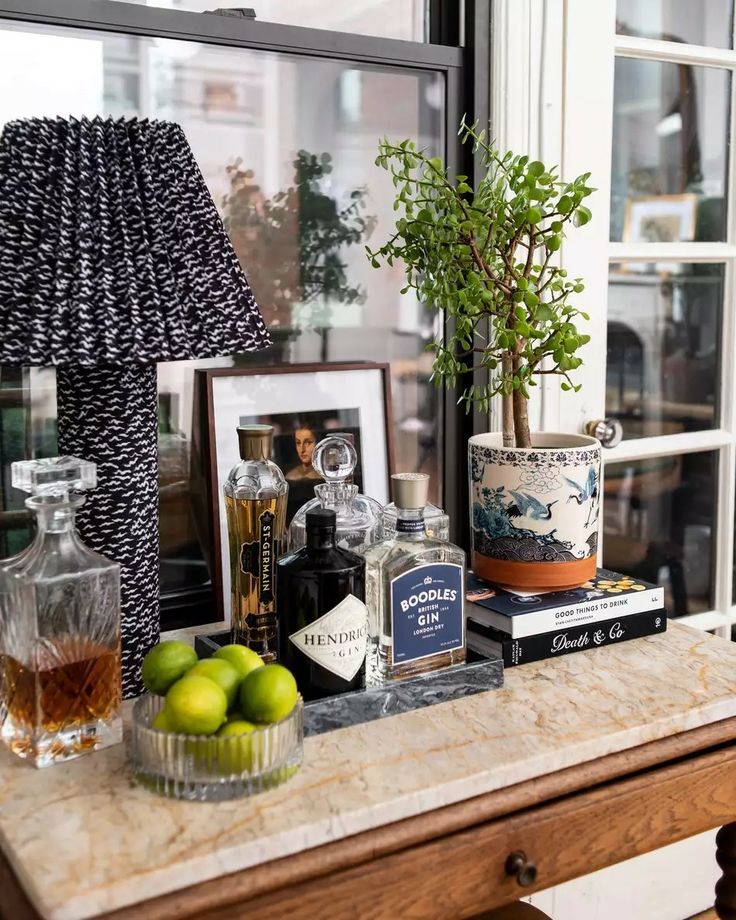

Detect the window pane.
[
  {"left": 0, "top": 22, "right": 444, "bottom": 627},
  {"left": 0, "top": 370, "right": 32, "bottom": 559},
  {"left": 610, "top": 58, "right": 730, "bottom": 242},
  {"left": 99, "top": 0, "right": 430, "bottom": 43},
  {"left": 617, "top": 0, "right": 734, "bottom": 48},
  {"left": 603, "top": 451, "right": 716, "bottom": 616},
  {"left": 607, "top": 262, "right": 722, "bottom": 439}
]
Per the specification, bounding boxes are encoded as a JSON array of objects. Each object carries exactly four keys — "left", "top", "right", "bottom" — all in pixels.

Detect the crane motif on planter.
[
  {"left": 562, "top": 467, "right": 599, "bottom": 527},
  {"left": 507, "top": 490, "right": 558, "bottom": 522}
]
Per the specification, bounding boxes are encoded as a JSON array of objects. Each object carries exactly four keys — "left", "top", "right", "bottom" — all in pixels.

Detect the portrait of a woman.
[{"left": 286, "top": 425, "right": 321, "bottom": 482}]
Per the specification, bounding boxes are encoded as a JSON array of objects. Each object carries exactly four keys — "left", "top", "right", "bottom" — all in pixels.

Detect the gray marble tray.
[{"left": 195, "top": 632, "right": 504, "bottom": 737}]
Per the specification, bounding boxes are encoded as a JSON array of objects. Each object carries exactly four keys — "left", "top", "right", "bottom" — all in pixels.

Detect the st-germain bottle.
[
  {"left": 277, "top": 508, "right": 368, "bottom": 700},
  {"left": 364, "top": 473, "right": 466, "bottom": 685},
  {"left": 224, "top": 425, "right": 288, "bottom": 661}
]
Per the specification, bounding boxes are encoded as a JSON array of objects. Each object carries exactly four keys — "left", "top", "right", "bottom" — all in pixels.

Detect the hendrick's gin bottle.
[{"left": 277, "top": 508, "right": 367, "bottom": 699}]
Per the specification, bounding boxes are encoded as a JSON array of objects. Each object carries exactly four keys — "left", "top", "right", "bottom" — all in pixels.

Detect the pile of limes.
[{"left": 141, "top": 641, "right": 298, "bottom": 772}]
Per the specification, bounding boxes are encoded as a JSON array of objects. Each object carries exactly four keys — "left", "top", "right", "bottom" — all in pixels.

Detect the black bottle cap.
[{"left": 306, "top": 508, "right": 337, "bottom": 532}]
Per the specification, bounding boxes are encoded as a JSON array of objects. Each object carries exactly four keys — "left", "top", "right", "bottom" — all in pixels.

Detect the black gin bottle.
[{"left": 277, "top": 508, "right": 368, "bottom": 700}]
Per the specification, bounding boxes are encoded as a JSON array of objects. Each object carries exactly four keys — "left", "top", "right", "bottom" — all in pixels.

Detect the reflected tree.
[{"left": 223, "top": 150, "right": 376, "bottom": 358}]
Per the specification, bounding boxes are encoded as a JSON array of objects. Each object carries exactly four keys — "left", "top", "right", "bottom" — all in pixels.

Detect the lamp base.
[{"left": 57, "top": 364, "right": 159, "bottom": 698}]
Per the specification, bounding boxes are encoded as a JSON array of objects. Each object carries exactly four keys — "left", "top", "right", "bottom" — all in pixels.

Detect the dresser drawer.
[
  {"left": 224, "top": 746, "right": 736, "bottom": 920},
  {"left": 76, "top": 742, "right": 736, "bottom": 920}
]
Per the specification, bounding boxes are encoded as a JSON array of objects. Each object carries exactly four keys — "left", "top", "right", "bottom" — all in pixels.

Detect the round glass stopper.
[{"left": 311, "top": 437, "right": 357, "bottom": 483}]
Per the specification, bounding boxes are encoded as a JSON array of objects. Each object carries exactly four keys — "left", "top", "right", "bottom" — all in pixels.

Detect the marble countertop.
[{"left": 2, "top": 622, "right": 736, "bottom": 920}]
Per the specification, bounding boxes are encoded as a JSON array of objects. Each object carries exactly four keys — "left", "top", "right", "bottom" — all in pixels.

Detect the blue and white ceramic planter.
[{"left": 468, "top": 432, "right": 601, "bottom": 589}]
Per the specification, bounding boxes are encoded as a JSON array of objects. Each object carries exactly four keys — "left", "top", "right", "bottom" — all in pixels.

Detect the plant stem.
[
  {"left": 512, "top": 354, "right": 532, "bottom": 448},
  {"left": 502, "top": 353, "right": 514, "bottom": 446}
]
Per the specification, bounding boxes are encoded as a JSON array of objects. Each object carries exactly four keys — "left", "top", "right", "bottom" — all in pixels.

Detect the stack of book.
[{"left": 466, "top": 568, "right": 666, "bottom": 667}]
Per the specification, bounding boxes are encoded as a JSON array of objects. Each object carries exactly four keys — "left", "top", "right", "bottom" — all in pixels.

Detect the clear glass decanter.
[
  {"left": 364, "top": 473, "right": 466, "bottom": 685},
  {"left": 0, "top": 457, "right": 122, "bottom": 767},
  {"left": 289, "top": 436, "right": 383, "bottom": 553}
]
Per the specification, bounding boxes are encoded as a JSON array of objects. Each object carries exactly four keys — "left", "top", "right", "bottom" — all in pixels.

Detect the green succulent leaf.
[{"left": 366, "top": 120, "right": 594, "bottom": 435}]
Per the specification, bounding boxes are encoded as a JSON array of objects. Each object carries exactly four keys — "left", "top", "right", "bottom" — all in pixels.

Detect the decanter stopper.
[
  {"left": 12, "top": 456, "right": 97, "bottom": 501},
  {"left": 312, "top": 437, "right": 357, "bottom": 484},
  {"left": 288, "top": 436, "right": 383, "bottom": 552}
]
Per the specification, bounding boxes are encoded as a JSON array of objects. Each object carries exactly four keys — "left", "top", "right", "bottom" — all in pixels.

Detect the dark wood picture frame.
[{"left": 197, "top": 361, "right": 395, "bottom": 623}]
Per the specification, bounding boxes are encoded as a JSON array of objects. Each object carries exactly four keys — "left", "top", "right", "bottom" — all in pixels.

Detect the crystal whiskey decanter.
[
  {"left": 0, "top": 457, "right": 122, "bottom": 767},
  {"left": 289, "top": 437, "right": 383, "bottom": 553},
  {"left": 224, "top": 425, "right": 288, "bottom": 660},
  {"left": 363, "top": 473, "right": 466, "bottom": 685}
]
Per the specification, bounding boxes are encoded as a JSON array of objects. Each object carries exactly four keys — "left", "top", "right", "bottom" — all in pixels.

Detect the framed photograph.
[
  {"left": 623, "top": 193, "right": 698, "bottom": 244},
  {"left": 200, "top": 362, "right": 394, "bottom": 622}
]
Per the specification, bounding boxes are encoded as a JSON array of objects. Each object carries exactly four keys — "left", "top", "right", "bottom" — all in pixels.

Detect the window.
[
  {"left": 0, "top": 1, "right": 475, "bottom": 629},
  {"left": 601, "top": 3, "right": 735, "bottom": 628},
  {"left": 554, "top": 0, "right": 735, "bottom": 631},
  {"left": 101, "top": 0, "right": 431, "bottom": 43}
]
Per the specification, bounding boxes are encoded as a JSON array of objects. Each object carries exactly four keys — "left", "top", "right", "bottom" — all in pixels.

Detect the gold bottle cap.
[
  {"left": 391, "top": 472, "right": 429, "bottom": 509},
  {"left": 237, "top": 425, "right": 274, "bottom": 461}
]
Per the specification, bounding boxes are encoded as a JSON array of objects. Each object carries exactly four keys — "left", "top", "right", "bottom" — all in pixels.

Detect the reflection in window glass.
[
  {"left": 617, "top": 0, "right": 734, "bottom": 48},
  {"left": 0, "top": 22, "right": 444, "bottom": 627},
  {"left": 0, "top": 369, "right": 31, "bottom": 559},
  {"left": 607, "top": 263, "right": 722, "bottom": 439},
  {"left": 101, "top": 0, "right": 430, "bottom": 43},
  {"left": 603, "top": 451, "right": 716, "bottom": 616},
  {"left": 610, "top": 58, "right": 730, "bottom": 242}
]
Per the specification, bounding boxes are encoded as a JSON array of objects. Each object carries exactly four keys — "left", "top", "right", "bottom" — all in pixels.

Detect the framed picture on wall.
[
  {"left": 200, "top": 362, "right": 394, "bottom": 622},
  {"left": 623, "top": 193, "right": 698, "bottom": 244}
]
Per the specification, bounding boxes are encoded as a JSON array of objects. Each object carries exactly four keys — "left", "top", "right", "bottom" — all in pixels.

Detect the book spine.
[
  {"left": 506, "top": 587, "right": 664, "bottom": 638},
  {"left": 469, "top": 610, "right": 667, "bottom": 667}
]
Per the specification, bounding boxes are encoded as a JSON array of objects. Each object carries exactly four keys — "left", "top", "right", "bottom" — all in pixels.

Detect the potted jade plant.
[{"left": 367, "top": 118, "right": 601, "bottom": 589}]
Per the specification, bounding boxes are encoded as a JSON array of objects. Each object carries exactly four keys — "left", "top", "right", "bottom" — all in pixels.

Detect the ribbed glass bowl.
[{"left": 129, "top": 693, "right": 304, "bottom": 801}]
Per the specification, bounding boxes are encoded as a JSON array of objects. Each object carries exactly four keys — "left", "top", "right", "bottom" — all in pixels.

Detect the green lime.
[
  {"left": 216, "top": 720, "right": 261, "bottom": 773},
  {"left": 213, "top": 644, "right": 264, "bottom": 679},
  {"left": 239, "top": 663, "right": 298, "bottom": 724},
  {"left": 151, "top": 708, "right": 172, "bottom": 732},
  {"left": 186, "top": 658, "right": 241, "bottom": 710},
  {"left": 165, "top": 675, "right": 227, "bottom": 735},
  {"left": 141, "top": 641, "right": 198, "bottom": 696}
]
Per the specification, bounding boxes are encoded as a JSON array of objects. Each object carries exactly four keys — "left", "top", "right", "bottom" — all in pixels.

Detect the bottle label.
[
  {"left": 390, "top": 563, "right": 464, "bottom": 665},
  {"left": 288, "top": 594, "right": 368, "bottom": 682},
  {"left": 396, "top": 517, "right": 425, "bottom": 535},
  {"left": 240, "top": 509, "right": 277, "bottom": 605}
]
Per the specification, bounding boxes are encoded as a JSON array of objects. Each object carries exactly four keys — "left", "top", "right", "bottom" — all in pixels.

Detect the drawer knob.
[{"left": 505, "top": 850, "right": 538, "bottom": 887}]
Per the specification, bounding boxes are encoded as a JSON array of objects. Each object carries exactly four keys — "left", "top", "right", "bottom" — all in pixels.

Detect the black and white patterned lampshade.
[
  {"left": 0, "top": 117, "right": 271, "bottom": 696},
  {"left": 0, "top": 116, "right": 271, "bottom": 364}
]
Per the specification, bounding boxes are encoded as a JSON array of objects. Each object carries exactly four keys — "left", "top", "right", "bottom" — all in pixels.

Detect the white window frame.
[{"left": 491, "top": 0, "right": 736, "bottom": 635}]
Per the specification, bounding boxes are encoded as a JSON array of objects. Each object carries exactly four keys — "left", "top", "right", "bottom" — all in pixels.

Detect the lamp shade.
[
  {"left": 0, "top": 117, "right": 271, "bottom": 696},
  {"left": 0, "top": 116, "right": 271, "bottom": 364}
]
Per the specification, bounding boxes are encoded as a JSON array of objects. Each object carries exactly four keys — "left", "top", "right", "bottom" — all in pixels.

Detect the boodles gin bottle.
[
  {"left": 0, "top": 458, "right": 122, "bottom": 767},
  {"left": 364, "top": 473, "right": 466, "bottom": 684}
]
